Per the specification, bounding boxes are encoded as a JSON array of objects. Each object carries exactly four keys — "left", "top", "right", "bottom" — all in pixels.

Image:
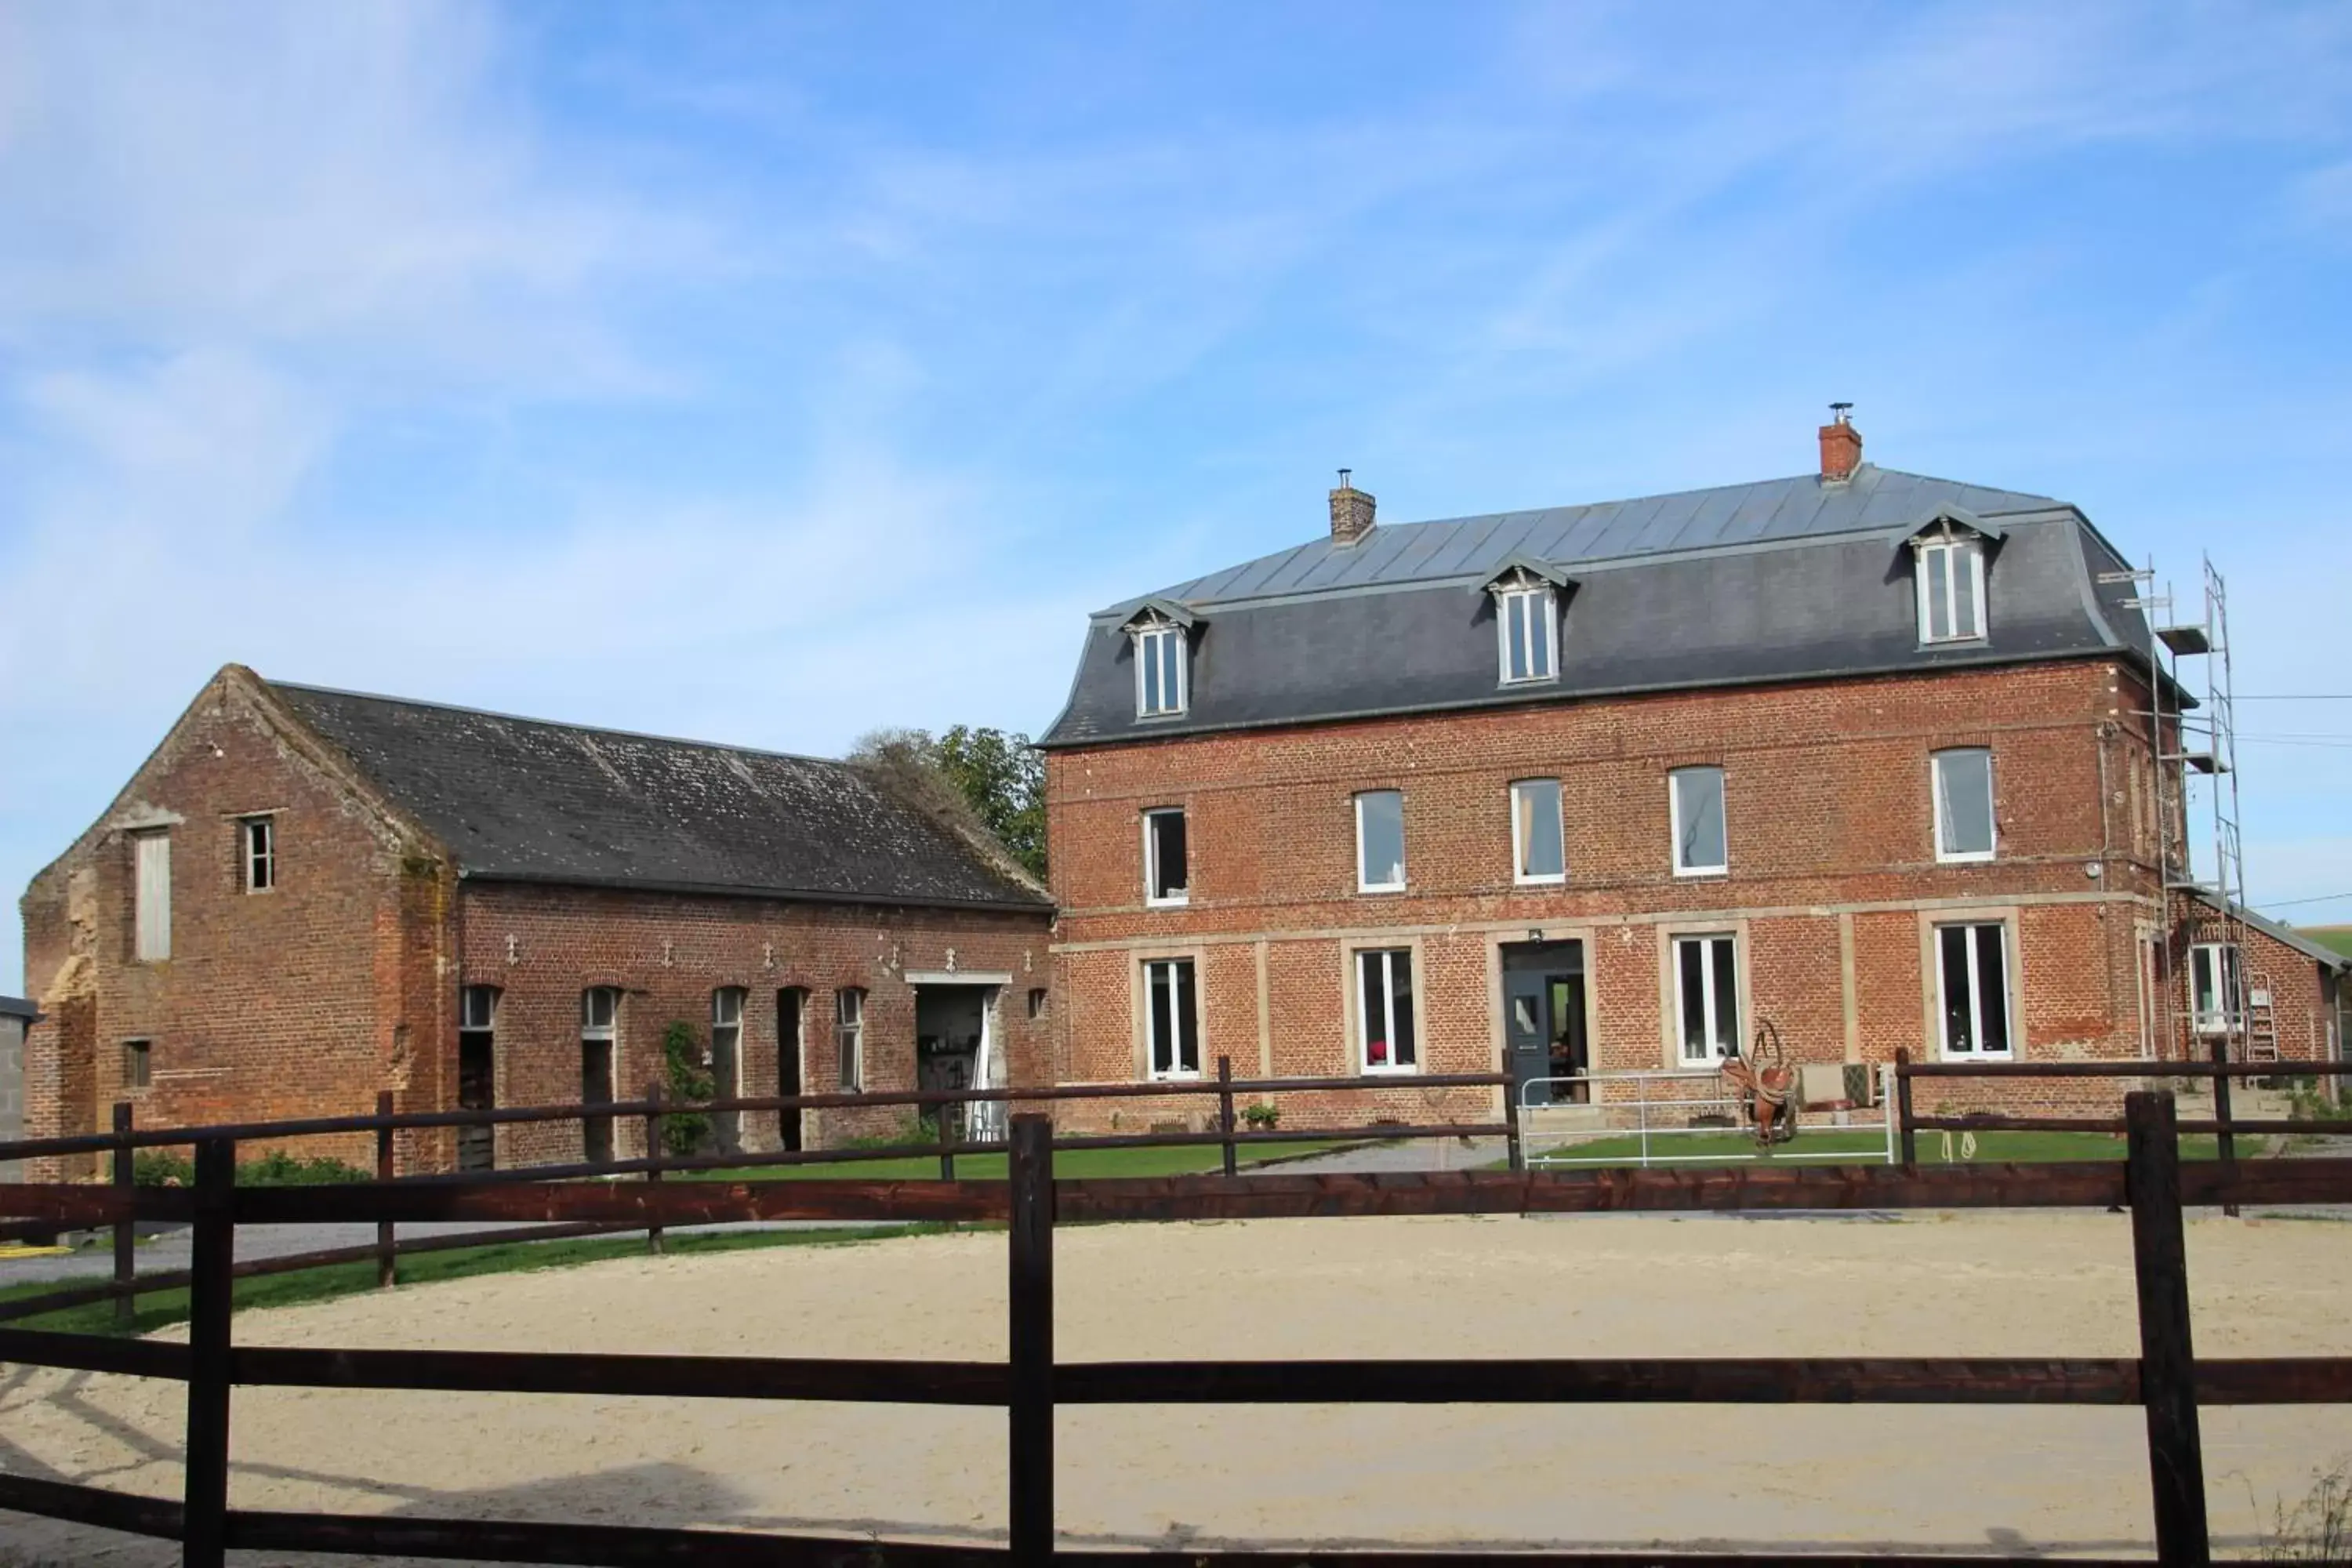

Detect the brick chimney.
[
  {"left": 1329, "top": 469, "right": 1376, "bottom": 545},
  {"left": 1819, "top": 403, "right": 1861, "bottom": 482}
]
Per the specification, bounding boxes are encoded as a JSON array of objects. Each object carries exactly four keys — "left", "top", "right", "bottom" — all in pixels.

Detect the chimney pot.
[
  {"left": 1818, "top": 405, "right": 1862, "bottom": 481},
  {"left": 1329, "top": 470, "right": 1376, "bottom": 545}
]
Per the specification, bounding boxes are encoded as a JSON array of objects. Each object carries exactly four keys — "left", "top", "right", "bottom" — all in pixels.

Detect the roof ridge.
[{"left": 266, "top": 680, "right": 854, "bottom": 771}]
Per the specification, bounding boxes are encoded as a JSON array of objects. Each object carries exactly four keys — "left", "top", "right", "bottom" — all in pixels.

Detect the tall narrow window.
[
  {"left": 1917, "top": 535, "right": 1987, "bottom": 643},
  {"left": 1356, "top": 948, "right": 1417, "bottom": 1072},
  {"left": 836, "top": 988, "right": 866, "bottom": 1091},
  {"left": 1134, "top": 621, "right": 1189, "bottom": 717},
  {"left": 458, "top": 986, "right": 498, "bottom": 1172},
  {"left": 241, "top": 816, "right": 275, "bottom": 891},
  {"left": 1932, "top": 748, "right": 1996, "bottom": 862},
  {"left": 1144, "top": 958, "right": 1200, "bottom": 1078},
  {"left": 579, "top": 988, "right": 619, "bottom": 1166},
  {"left": 122, "top": 1039, "right": 153, "bottom": 1091},
  {"left": 1496, "top": 585, "right": 1558, "bottom": 684},
  {"left": 711, "top": 987, "right": 745, "bottom": 1095},
  {"left": 1936, "top": 923, "right": 2013, "bottom": 1058},
  {"left": 1668, "top": 767, "right": 1726, "bottom": 877},
  {"left": 1673, "top": 933, "right": 1740, "bottom": 1063},
  {"left": 132, "top": 832, "right": 172, "bottom": 962},
  {"left": 1356, "top": 789, "right": 1406, "bottom": 892},
  {"left": 2190, "top": 944, "right": 2242, "bottom": 1036},
  {"left": 1511, "top": 779, "right": 1566, "bottom": 884},
  {"left": 1143, "top": 808, "right": 1189, "bottom": 906}
]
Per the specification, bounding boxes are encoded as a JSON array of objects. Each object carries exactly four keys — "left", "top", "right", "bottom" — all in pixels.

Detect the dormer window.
[
  {"left": 1123, "top": 601, "right": 1197, "bottom": 720},
  {"left": 1483, "top": 558, "right": 1569, "bottom": 687},
  {"left": 1913, "top": 523, "right": 1989, "bottom": 643}
]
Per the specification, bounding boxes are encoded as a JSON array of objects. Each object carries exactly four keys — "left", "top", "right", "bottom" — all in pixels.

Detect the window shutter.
[{"left": 134, "top": 834, "right": 171, "bottom": 961}]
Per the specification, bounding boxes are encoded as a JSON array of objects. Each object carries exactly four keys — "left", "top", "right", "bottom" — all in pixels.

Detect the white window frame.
[
  {"left": 836, "top": 988, "right": 866, "bottom": 1091},
  {"left": 1671, "top": 932, "right": 1740, "bottom": 1064},
  {"left": 1142, "top": 807, "right": 1189, "bottom": 906},
  {"left": 1355, "top": 947, "right": 1419, "bottom": 1074},
  {"left": 1931, "top": 747, "right": 1998, "bottom": 863},
  {"left": 1495, "top": 583, "right": 1559, "bottom": 686},
  {"left": 2190, "top": 942, "right": 2242, "bottom": 1036},
  {"left": 132, "top": 831, "right": 172, "bottom": 962},
  {"left": 1668, "top": 767, "right": 1727, "bottom": 878},
  {"left": 1510, "top": 778, "right": 1566, "bottom": 885},
  {"left": 459, "top": 985, "right": 499, "bottom": 1032},
  {"left": 1143, "top": 956, "right": 1202, "bottom": 1080},
  {"left": 1132, "top": 620, "right": 1189, "bottom": 719},
  {"left": 1355, "top": 789, "right": 1406, "bottom": 894},
  {"left": 241, "top": 815, "right": 275, "bottom": 892},
  {"left": 580, "top": 987, "right": 619, "bottom": 1039},
  {"left": 1935, "top": 921, "right": 2016, "bottom": 1059},
  {"left": 1915, "top": 533, "right": 1987, "bottom": 644}
]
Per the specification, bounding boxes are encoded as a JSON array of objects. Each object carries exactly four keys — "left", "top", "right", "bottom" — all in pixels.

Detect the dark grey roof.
[
  {"left": 272, "top": 684, "right": 1050, "bottom": 912},
  {"left": 2190, "top": 891, "right": 2352, "bottom": 973},
  {"left": 1044, "top": 464, "right": 2161, "bottom": 750},
  {"left": 0, "top": 996, "right": 38, "bottom": 1022}
]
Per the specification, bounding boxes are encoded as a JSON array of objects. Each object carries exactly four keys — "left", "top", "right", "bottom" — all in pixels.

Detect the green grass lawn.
[
  {"left": 676, "top": 1139, "right": 1347, "bottom": 1182},
  {"left": 1524, "top": 1128, "right": 2227, "bottom": 1167},
  {"left": 2303, "top": 926, "right": 2352, "bottom": 960}
]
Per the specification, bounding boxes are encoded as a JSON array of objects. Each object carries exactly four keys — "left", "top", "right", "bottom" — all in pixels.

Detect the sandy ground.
[{"left": 5, "top": 1211, "right": 2352, "bottom": 1563}]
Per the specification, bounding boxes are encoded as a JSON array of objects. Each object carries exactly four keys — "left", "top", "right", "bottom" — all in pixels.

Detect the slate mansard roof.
[
  {"left": 270, "top": 683, "right": 1051, "bottom": 913},
  {"left": 1040, "top": 463, "right": 2158, "bottom": 748}
]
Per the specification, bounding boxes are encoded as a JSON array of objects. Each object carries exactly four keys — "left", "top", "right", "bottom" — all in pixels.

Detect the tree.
[{"left": 852, "top": 725, "right": 1047, "bottom": 883}]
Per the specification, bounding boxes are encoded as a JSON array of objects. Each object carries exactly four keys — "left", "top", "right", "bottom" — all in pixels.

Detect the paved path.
[{"left": 1265, "top": 1136, "right": 1509, "bottom": 1174}]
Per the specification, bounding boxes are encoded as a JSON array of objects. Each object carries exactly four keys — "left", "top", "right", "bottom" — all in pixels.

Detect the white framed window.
[
  {"left": 1133, "top": 620, "right": 1189, "bottom": 718},
  {"left": 1673, "top": 933, "right": 1740, "bottom": 1063},
  {"left": 1356, "top": 948, "right": 1417, "bottom": 1073},
  {"left": 712, "top": 986, "right": 745, "bottom": 1091},
  {"left": 241, "top": 816, "right": 275, "bottom": 892},
  {"left": 1668, "top": 767, "right": 1726, "bottom": 877},
  {"left": 1932, "top": 748, "right": 1996, "bottom": 862},
  {"left": 1916, "top": 534, "right": 1987, "bottom": 643},
  {"left": 581, "top": 987, "right": 619, "bottom": 1039},
  {"left": 1511, "top": 779, "right": 1566, "bottom": 884},
  {"left": 1936, "top": 922, "right": 2014, "bottom": 1058},
  {"left": 1143, "top": 808, "right": 1189, "bottom": 906},
  {"left": 459, "top": 985, "right": 499, "bottom": 1032},
  {"left": 579, "top": 987, "right": 619, "bottom": 1165},
  {"left": 1496, "top": 583, "right": 1558, "bottom": 684},
  {"left": 836, "top": 988, "right": 866, "bottom": 1091},
  {"left": 1356, "top": 789, "right": 1406, "bottom": 892},
  {"left": 2190, "top": 943, "right": 2242, "bottom": 1036},
  {"left": 132, "top": 831, "right": 172, "bottom": 962},
  {"left": 1144, "top": 957, "right": 1200, "bottom": 1078}
]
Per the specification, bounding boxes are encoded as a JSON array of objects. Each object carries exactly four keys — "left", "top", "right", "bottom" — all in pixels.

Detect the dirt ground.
[{"left": 5, "top": 1210, "right": 2351, "bottom": 1563}]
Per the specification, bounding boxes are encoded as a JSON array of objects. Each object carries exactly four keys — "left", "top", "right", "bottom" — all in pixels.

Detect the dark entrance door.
[
  {"left": 1501, "top": 941, "right": 1588, "bottom": 1106},
  {"left": 776, "top": 989, "right": 804, "bottom": 1152},
  {"left": 581, "top": 1042, "right": 615, "bottom": 1166},
  {"left": 456, "top": 1033, "right": 495, "bottom": 1171}
]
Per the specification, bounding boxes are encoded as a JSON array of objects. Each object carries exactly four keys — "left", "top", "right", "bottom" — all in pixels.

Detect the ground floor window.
[
  {"left": 1673, "top": 933, "right": 1740, "bottom": 1062},
  {"left": 836, "top": 988, "right": 866, "bottom": 1091},
  {"left": 1356, "top": 947, "right": 1417, "bottom": 1072},
  {"left": 1145, "top": 957, "right": 1200, "bottom": 1078},
  {"left": 458, "top": 985, "right": 499, "bottom": 1173},
  {"left": 1936, "top": 922, "right": 2013, "bottom": 1058},
  {"left": 580, "top": 986, "right": 619, "bottom": 1165},
  {"left": 122, "top": 1038, "right": 152, "bottom": 1091},
  {"left": 2190, "top": 942, "right": 2242, "bottom": 1036}
]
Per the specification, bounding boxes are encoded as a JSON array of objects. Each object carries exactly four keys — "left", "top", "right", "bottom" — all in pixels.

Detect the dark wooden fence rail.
[{"left": 2, "top": 1091, "right": 2350, "bottom": 1566}]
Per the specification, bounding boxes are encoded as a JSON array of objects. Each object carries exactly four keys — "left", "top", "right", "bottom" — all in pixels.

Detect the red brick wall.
[{"left": 1047, "top": 659, "right": 2241, "bottom": 1130}]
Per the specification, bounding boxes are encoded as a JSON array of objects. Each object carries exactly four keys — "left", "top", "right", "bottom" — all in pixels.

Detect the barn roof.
[{"left": 270, "top": 683, "right": 1050, "bottom": 913}]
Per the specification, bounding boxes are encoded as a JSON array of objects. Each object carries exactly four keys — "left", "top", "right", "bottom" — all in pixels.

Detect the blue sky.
[{"left": 3, "top": 1, "right": 2350, "bottom": 993}]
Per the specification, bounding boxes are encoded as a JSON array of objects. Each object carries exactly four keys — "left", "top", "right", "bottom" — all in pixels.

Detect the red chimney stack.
[{"left": 1819, "top": 402, "right": 1861, "bottom": 481}]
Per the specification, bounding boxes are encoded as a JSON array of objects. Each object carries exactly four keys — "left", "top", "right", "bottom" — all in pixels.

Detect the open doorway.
[
  {"left": 457, "top": 985, "right": 497, "bottom": 1172},
  {"left": 915, "top": 983, "right": 999, "bottom": 1142},
  {"left": 1501, "top": 940, "right": 1588, "bottom": 1106},
  {"left": 776, "top": 988, "right": 806, "bottom": 1152}
]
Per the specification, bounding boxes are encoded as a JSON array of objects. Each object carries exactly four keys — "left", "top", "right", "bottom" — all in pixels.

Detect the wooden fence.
[{"left": 2, "top": 1080, "right": 2350, "bottom": 1565}]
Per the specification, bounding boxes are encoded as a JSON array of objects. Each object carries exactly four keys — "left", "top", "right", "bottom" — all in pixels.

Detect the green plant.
[
  {"left": 132, "top": 1149, "right": 368, "bottom": 1186},
  {"left": 1242, "top": 1102, "right": 1281, "bottom": 1131},
  {"left": 659, "top": 1020, "right": 715, "bottom": 1156},
  {"left": 132, "top": 1149, "right": 194, "bottom": 1186},
  {"left": 2259, "top": 1460, "right": 2352, "bottom": 1563},
  {"left": 2285, "top": 1077, "right": 2344, "bottom": 1123}
]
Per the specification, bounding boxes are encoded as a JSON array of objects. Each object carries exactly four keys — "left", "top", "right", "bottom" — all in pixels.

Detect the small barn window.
[
  {"left": 1027, "top": 988, "right": 1049, "bottom": 1021},
  {"left": 132, "top": 832, "right": 171, "bottom": 962},
  {"left": 579, "top": 988, "right": 619, "bottom": 1165},
  {"left": 122, "top": 1039, "right": 153, "bottom": 1091},
  {"left": 836, "top": 988, "right": 866, "bottom": 1091},
  {"left": 241, "top": 816, "right": 275, "bottom": 891}
]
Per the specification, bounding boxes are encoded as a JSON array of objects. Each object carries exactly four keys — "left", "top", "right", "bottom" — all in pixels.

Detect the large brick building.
[
  {"left": 18, "top": 666, "right": 1054, "bottom": 1174},
  {"left": 1040, "top": 416, "right": 2347, "bottom": 1128}
]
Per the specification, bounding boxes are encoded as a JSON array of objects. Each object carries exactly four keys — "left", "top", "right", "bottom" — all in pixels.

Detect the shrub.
[
  {"left": 2260, "top": 1459, "right": 2352, "bottom": 1563},
  {"left": 1242, "top": 1102, "right": 1281, "bottom": 1131},
  {"left": 132, "top": 1149, "right": 368, "bottom": 1186},
  {"left": 659, "top": 1020, "right": 715, "bottom": 1156}
]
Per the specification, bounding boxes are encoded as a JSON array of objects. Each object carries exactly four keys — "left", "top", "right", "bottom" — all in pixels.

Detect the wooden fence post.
[
  {"left": 111, "top": 1102, "right": 134, "bottom": 1325},
  {"left": 1217, "top": 1056, "right": 1238, "bottom": 1179},
  {"left": 182, "top": 1138, "right": 235, "bottom": 1568},
  {"left": 1895, "top": 1048, "right": 1918, "bottom": 1171},
  {"left": 2127, "top": 1091, "right": 2209, "bottom": 1566},
  {"left": 374, "top": 1091, "right": 396, "bottom": 1290},
  {"left": 2208, "top": 1039, "right": 2238, "bottom": 1219},
  {"left": 1007, "top": 1112, "right": 1055, "bottom": 1563},
  {"left": 644, "top": 1081, "right": 666, "bottom": 1258}
]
